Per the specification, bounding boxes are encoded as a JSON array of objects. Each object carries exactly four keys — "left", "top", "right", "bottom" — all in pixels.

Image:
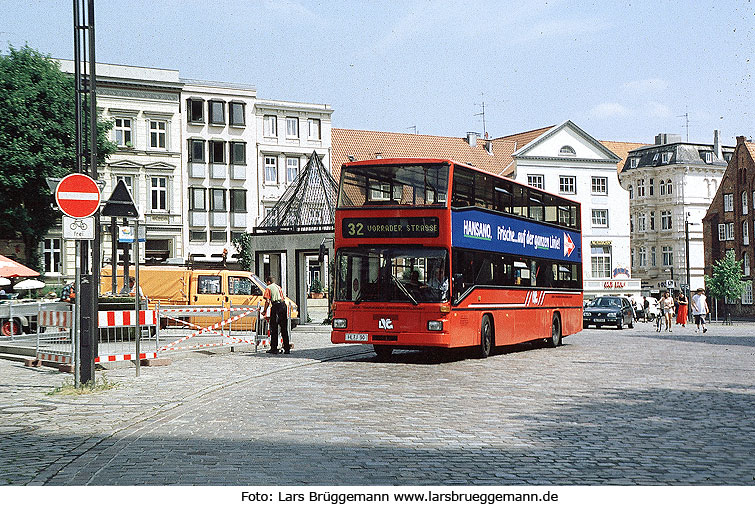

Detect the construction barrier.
[
  {"left": 95, "top": 309, "right": 158, "bottom": 364},
  {"left": 34, "top": 302, "right": 74, "bottom": 365}
]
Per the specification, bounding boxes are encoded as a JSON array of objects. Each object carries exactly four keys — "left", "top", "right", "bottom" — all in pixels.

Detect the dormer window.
[
  {"left": 629, "top": 157, "right": 639, "bottom": 168},
  {"left": 700, "top": 150, "right": 714, "bottom": 164},
  {"left": 661, "top": 152, "right": 672, "bottom": 164},
  {"left": 559, "top": 145, "right": 576, "bottom": 157}
]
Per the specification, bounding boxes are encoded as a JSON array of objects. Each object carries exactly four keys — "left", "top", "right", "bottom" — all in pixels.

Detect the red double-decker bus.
[{"left": 331, "top": 159, "right": 582, "bottom": 359}]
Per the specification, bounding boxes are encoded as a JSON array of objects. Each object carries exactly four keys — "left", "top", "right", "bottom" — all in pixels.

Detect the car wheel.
[
  {"left": 478, "top": 315, "right": 493, "bottom": 358},
  {"left": 373, "top": 345, "right": 393, "bottom": 361},
  {"left": 547, "top": 313, "right": 562, "bottom": 348}
]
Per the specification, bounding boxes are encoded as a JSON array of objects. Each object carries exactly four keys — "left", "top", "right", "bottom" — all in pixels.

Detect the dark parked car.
[{"left": 583, "top": 296, "right": 635, "bottom": 329}]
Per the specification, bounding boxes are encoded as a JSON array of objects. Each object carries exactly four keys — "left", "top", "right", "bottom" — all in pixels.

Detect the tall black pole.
[{"left": 87, "top": 0, "right": 100, "bottom": 379}]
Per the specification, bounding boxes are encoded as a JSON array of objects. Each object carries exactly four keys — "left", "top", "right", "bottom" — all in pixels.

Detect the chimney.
[
  {"left": 484, "top": 140, "right": 493, "bottom": 154},
  {"left": 655, "top": 133, "right": 682, "bottom": 145},
  {"left": 466, "top": 132, "right": 478, "bottom": 147},
  {"left": 737, "top": 136, "right": 748, "bottom": 146},
  {"left": 713, "top": 130, "right": 722, "bottom": 159}
]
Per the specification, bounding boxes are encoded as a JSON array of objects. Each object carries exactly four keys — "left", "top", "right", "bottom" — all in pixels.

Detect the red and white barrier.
[
  {"left": 98, "top": 310, "right": 157, "bottom": 328},
  {"left": 95, "top": 352, "right": 158, "bottom": 363},
  {"left": 38, "top": 310, "right": 72, "bottom": 328},
  {"left": 37, "top": 352, "right": 72, "bottom": 364}
]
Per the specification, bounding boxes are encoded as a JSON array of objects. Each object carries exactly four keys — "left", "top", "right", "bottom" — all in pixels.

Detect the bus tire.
[
  {"left": 547, "top": 313, "right": 562, "bottom": 348},
  {"left": 478, "top": 315, "right": 493, "bottom": 358},
  {"left": 374, "top": 345, "right": 393, "bottom": 360}
]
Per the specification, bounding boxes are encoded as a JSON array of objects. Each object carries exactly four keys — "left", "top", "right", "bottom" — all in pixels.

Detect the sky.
[{"left": 1, "top": 0, "right": 753, "bottom": 145}]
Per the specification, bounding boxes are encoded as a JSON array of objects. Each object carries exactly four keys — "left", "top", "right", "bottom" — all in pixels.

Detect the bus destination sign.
[{"left": 342, "top": 217, "right": 440, "bottom": 239}]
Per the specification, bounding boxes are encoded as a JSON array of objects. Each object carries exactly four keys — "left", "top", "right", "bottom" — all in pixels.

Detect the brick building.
[{"left": 703, "top": 136, "right": 755, "bottom": 317}]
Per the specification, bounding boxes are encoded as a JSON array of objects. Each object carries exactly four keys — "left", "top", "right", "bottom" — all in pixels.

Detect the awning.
[{"left": 0, "top": 255, "right": 40, "bottom": 278}]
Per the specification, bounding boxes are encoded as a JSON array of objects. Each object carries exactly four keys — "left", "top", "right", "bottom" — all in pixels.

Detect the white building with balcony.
[
  {"left": 619, "top": 132, "right": 733, "bottom": 295},
  {"left": 509, "top": 120, "right": 640, "bottom": 299}
]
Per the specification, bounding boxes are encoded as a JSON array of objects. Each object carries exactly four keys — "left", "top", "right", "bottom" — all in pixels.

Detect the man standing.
[
  {"left": 263, "top": 276, "right": 290, "bottom": 354},
  {"left": 643, "top": 296, "right": 650, "bottom": 322},
  {"left": 691, "top": 288, "right": 709, "bottom": 333}
]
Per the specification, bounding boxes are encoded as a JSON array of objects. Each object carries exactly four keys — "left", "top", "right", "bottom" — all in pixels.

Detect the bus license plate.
[{"left": 345, "top": 333, "right": 368, "bottom": 342}]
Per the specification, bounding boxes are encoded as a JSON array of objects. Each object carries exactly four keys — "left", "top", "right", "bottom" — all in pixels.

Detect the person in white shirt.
[{"left": 691, "top": 289, "right": 709, "bottom": 333}]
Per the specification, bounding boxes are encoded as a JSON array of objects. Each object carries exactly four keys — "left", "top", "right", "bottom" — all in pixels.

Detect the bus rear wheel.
[
  {"left": 373, "top": 345, "right": 393, "bottom": 360},
  {"left": 547, "top": 313, "right": 562, "bottom": 348},
  {"left": 478, "top": 316, "right": 493, "bottom": 358}
]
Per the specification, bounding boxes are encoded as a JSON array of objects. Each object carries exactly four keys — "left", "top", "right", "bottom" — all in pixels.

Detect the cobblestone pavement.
[{"left": 1, "top": 321, "right": 754, "bottom": 486}]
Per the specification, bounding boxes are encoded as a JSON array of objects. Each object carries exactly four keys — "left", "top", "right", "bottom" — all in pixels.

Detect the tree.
[
  {"left": 0, "top": 45, "right": 115, "bottom": 270},
  {"left": 705, "top": 250, "right": 750, "bottom": 323}
]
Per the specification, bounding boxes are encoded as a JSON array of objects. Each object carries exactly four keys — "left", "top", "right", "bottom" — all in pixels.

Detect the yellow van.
[{"left": 100, "top": 266, "right": 299, "bottom": 329}]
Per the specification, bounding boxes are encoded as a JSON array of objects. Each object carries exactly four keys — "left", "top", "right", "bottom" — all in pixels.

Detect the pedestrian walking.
[
  {"left": 643, "top": 296, "right": 650, "bottom": 322},
  {"left": 263, "top": 275, "right": 290, "bottom": 354},
  {"left": 676, "top": 292, "right": 688, "bottom": 327},
  {"left": 691, "top": 288, "right": 710, "bottom": 333},
  {"left": 661, "top": 292, "right": 675, "bottom": 332}
]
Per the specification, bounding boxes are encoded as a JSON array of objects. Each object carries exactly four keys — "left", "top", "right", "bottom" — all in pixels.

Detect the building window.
[
  {"left": 188, "top": 139, "right": 205, "bottom": 163},
  {"left": 637, "top": 212, "right": 646, "bottom": 232},
  {"left": 189, "top": 187, "right": 206, "bottom": 211},
  {"left": 629, "top": 157, "right": 639, "bottom": 168},
  {"left": 187, "top": 98, "right": 204, "bottom": 123},
  {"left": 591, "top": 176, "right": 607, "bottom": 195},
  {"left": 559, "top": 176, "right": 576, "bottom": 194},
  {"left": 264, "top": 156, "right": 277, "bottom": 183},
  {"left": 742, "top": 281, "right": 753, "bottom": 304},
  {"left": 528, "top": 175, "right": 544, "bottom": 189},
  {"left": 114, "top": 118, "right": 132, "bottom": 147},
  {"left": 229, "top": 102, "right": 245, "bottom": 126},
  {"left": 744, "top": 252, "right": 751, "bottom": 276},
  {"left": 230, "top": 142, "right": 246, "bottom": 165},
  {"left": 591, "top": 245, "right": 611, "bottom": 278},
  {"left": 149, "top": 120, "right": 167, "bottom": 149},
  {"left": 286, "top": 157, "right": 299, "bottom": 182},
  {"left": 661, "top": 210, "right": 672, "bottom": 230},
  {"left": 639, "top": 247, "right": 647, "bottom": 267},
  {"left": 660, "top": 180, "right": 666, "bottom": 195},
  {"left": 190, "top": 230, "right": 207, "bottom": 242},
  {"left": 210, "top": 188, "right": 226, "bottom": 212},
  {"left": 718, "top": 223, "right": 733, "bottom": 241},
  {"left": 701, "top": 151, "right": 714, "bottom": 164},
  {"left": 150, "top": 176, "right": 168, "bottom": 211},
  {"left": 744, "top": 221, "right": 750, "bottom": 246},
  {"left": 559, "top": 145, "right": 576, "bottom": 156},
  {"left": 210, "top": 231, "right": 227, "bottom": 243},
  {"left": 229, "top": 189, "right": 247, "bottom": 213},
  {"left": 743, "top": 192, "right": 748, "bottom": 214},
  {"left": 628, "top": 185, "right": 633, "bottom": 199},
  {"left": 308, "top": 118, "right": 320, "bottom": 140},
  {"left": 286, "top": 117, "right": 299, "bottom": 138},
  {"left": 209, "top": 100, "right": 225, "bottom": 125},
  {"left": 724, "top": 193, "right": 734, "bottom": 212},
  {"left": 649, "top": 178, "right": 654, "bottom": 195},
  {"left": 661, "top": 152, "right": 672, "bottom": 164},
  {"left": 662, "top": 246, "right": 673, "bottom": 267},
  {"left": 43, "top": 238, "right": 62, "bottom": 274},
  {"left": 264, "top": 115, "right": 277, "bottom": 137},
  {"left": 651, "top": 246, "right": 657, "bottom": 267},
  {"left": 667, "top": 180, "right": 672, "bottom": 196},
  {"left": 591, "top": 209, "right": 608, "bottom": 227},
  {"left": 114, "top": 175, "right": 135, "bottom": 197},
  {"left": 637, "top": 178, "right": 645, "bottom": 196},
  {"left": 209, "top": 141, "right": 225, "bottom": 164},
  {"left": 650, "top": 211, "right": 655, "bottom": 231}
]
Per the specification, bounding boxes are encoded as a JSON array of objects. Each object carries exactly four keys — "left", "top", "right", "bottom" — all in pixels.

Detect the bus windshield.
[
  {"left": 336, "top": 247, "right": 449, "bottom": 303},
  {"left": 338, "top": 163, "right": 449, "bottom": 208}
]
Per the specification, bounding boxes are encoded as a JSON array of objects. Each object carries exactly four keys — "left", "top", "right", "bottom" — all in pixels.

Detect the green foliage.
[
  {"left": 47, "top": 373, "right": 118, "bottom": 396},
  {"left": 310, "top": 277, "right": 323, "bottom": 294},
  {"left": 705, "top": 250, "right": 749, "bottom": 301},
  {"left": 0, "top": 45, "right": 115, "bottom": 269},
  {"left": 232, "top": 232, "right": 253, "bottom": 271}
]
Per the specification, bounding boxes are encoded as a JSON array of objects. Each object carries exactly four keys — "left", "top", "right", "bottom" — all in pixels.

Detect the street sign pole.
[
  {"left": 74, "top": 241, "right": 81, "bottom": 389},
  {"left": 134, "top": 218, "right": 141, "bottom": 378}
]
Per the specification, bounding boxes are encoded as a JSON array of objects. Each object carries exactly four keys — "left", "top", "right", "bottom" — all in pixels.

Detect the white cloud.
[
  {"left": 645, "top": 101, "right": 673, "bottom": 118},
  {"left": 590, "top": 102, "right": 632, "bottom": 119}
]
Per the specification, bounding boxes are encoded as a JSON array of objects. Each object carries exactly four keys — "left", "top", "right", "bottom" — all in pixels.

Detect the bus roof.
[{"left": 340, "top": 158, "right": 581, "bottom": 207}]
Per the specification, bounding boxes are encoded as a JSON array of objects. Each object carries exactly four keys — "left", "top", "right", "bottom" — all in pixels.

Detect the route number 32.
[{"left": 347, "top": 222, "right": 364, "bottom": 236}]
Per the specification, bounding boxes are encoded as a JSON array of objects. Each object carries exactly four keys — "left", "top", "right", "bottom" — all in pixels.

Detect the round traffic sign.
[{"left": 55, "top": 173, "right": 101, "bottom": 218}]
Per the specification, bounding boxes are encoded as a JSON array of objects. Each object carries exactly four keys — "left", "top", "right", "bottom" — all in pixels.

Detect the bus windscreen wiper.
[{"left": 391, "top": 273, "right": 418, "bottom": 305}]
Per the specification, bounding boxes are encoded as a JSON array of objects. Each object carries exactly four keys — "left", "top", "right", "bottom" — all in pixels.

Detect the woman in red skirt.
[{"left": 676, "top": 292, "right": 688, "bottom": 327}]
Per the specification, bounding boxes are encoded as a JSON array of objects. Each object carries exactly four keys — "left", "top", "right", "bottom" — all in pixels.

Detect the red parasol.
[{"left": 0, "top": 255, "right": 40, "bottom": 278}]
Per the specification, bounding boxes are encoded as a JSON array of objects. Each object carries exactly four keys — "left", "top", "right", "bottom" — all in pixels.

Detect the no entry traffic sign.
[{"left": 55, "top": 173, "right": 101, "bottom": 218}]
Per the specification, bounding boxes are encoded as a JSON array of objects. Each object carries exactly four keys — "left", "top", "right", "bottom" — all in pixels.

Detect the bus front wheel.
[{"left": 478, "top": 316, "right": 493, "bottom": 358}]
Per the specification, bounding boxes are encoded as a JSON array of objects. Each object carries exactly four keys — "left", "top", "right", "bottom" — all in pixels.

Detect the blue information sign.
[{"left": 451, "top": 210, "right": 581, "bottom": 263}]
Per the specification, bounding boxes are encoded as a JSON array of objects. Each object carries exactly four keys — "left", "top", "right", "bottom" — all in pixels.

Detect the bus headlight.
[
  {"left": 333, "top": 318, "right": 347, "bottom": 329},
  {"left": 427, "top": 320, "right": 443, "bottom": 331}
]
